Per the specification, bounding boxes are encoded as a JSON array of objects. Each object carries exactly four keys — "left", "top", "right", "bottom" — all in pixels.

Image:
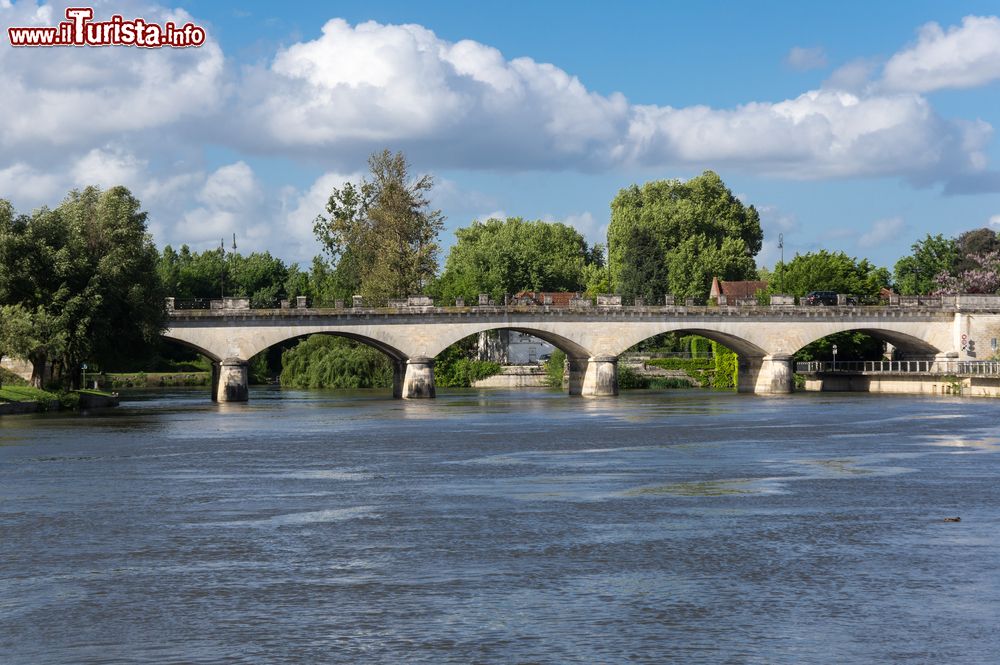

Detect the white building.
[{"left": 477, "top": 330, "right": 555, "bottom": 365}]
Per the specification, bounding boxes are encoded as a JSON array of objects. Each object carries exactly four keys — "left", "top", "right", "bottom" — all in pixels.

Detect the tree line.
[{"left": 4, "top": 149, "right": 1000, "bottom": 388}]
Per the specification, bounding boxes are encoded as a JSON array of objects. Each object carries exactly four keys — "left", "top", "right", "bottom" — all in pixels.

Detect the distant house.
[
  {"left": 709, "top": 277, "right": 768, "bottom": 302},
  {"left": 478, "top": 329, "right": 555, "bottom": 365}
]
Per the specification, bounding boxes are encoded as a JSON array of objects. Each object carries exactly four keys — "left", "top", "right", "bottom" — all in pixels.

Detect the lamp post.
[
  {"left": 777, "top": 233, "right": 784, "bottom": 294},
  {"left": 219, "top": 238, "right": 225, "bottom": 299},
  {"left": 81, "top": 362, "right": 87, "bottom": 390},
  {"left": 832, "top": 344, "right": 838, "bottom": 371},
  {"left": 220, "top": 234, "right": 237, "bottom": 300}
]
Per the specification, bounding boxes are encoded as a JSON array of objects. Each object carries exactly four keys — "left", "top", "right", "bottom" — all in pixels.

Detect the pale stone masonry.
[{"left": 163, "top": 296, "right": 1000, "bottom": 402}]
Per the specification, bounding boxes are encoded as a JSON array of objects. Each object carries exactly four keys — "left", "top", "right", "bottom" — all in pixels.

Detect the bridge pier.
[
  {"left": 568, "top": 356, "right": 619, "bottom": 396},
  {"left": 213, "top": 358, "right": 249, "bottom": 403},
  {"left": 738, "top": 354, "right": 793, "bottom": 394},
  {"left": 401, "top": 357, "right": 436, "bottom": 399}
]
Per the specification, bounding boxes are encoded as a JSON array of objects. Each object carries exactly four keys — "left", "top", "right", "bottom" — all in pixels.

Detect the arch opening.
[
  {"left": 791, "top": 328, "right": 942, "bottom": 362},
  {"left": 429, "top": 325, "right": 593, "bottom": 361},
  {"left": 618, "top": 329, "right": 759, "bottom": 392},
  {"left": 268, "top": 332, "right": 407, "bottom": 392}
]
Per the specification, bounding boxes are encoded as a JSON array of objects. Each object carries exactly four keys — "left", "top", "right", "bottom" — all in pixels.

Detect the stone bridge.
[{"left": 164, "top": 297, "right": 1000, "bottom": 402}]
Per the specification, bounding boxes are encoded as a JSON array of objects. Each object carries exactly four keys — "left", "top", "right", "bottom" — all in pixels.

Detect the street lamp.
[
  {"left": 777, "top": 233, "right": 784, "bottom": 294},
  {"left": 220, "top": 233, "right": 237, "bottom": 299},
  {"left": 832, "top": 344, "right": 838, "bottom": 371},
  {"left": 81, "top": 362, "right": 87, "bottom": 390}
]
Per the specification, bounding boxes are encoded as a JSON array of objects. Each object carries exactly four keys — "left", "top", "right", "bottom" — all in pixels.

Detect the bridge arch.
[
  {"left": 608, "top": 326, "right": 768, "bottom": 359},
  {"left": 789, "top": 326, "right": 944, "bottom": 359},
  {"left": 426, "top": 325, "right": 594, "bottom": 361},
  {"left": 160, "top": 333, "right": 223, "bottom": 363}
]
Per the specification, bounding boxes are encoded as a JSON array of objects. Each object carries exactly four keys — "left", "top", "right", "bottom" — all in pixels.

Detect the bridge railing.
[
  {"left": 165, "top": 292, "right": 1000, "bottom": 313},
  {"left": 796, "top": 360, "right": 1000, "bottom": 376},
  {"left": 171, "top": 298, "right": 212, "bottom": 310}
]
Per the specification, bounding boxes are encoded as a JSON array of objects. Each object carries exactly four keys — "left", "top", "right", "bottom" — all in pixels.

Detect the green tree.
[
  {"left": 0, "top": 187, "right": 167, "bottom": 387},
  {"left": 227, "top": 251, "right": 288, "bottom": 307},
  {"left": 772, "top": 250, "right": 889, "bottom": 297},
  {"left": 608, "top": 171, "right": 762, "bottom": 300},
  {"left": 280, "top": 335, "right": 393, "bottom": 389},
  {"left": 436, "top": 217, "right": 598, "bottom": 303},
  {"left": 0, "top": 304, "right": 67, "bottom": 387},
  {"left": 956, "top": 228, "right": 1000, "bottom": 271},
  {"left": 314, "top": 150, "right": 444, "bottom": 305},
  {"left": 157, "top": 244, "right": 224, "bottom": 299},
  {"left": 893, "top": 234, "right": 959, "bottom": 295},
  {"left": 617, "top": 227, "right": 669, "bottom": 302}
]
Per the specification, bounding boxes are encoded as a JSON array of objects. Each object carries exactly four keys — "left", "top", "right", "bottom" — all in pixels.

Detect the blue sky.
[{"left": 3, "top": 1, "right": 1000, "bottom": 271}]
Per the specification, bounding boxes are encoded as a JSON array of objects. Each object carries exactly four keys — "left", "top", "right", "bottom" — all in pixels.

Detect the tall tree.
[
  {"left": 956, "top": 228, "right": 1000, "bottom": 268},
  {"left": 608, "top": 171, "right": 762, "bottom": 300},
  {"left": 436, "top": 217, "right": 599, "bottom": 303},
  {"left": 0, "top": 187, "right": 167, "bottom": 387},
  {"left": 314, "top": 150, "right": 444, "bottom": 305},
  {"left": 893, "top": 234, "right": 959, "bottom": 295}
]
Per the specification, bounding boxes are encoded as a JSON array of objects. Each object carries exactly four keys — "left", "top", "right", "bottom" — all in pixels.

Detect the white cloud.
[
  {"left": 882, "top": 15, "right": 1000, "bottom": 92},
  {"left": 0, "top": 162, "right": 62, "bottom": 203},
  {"left": 989, "top": 214, "right": 1000, "bottom": 229},
  {"left": 223, "top": 17, "right": 994, "bottom": 188},
  {"left": 785, "top": 46, "right": 828, "bottom": 71},
  {"left": 175, "top": 162, "right": 266, "bottom": 247},
  {"left": 562, "top": 211, "right": 606, "bottom": 247},
  {"left": 71, "top": 147, "right": 147, "bottom": 190},
  {"left": 0, "top": 1, "right": 225, "bottom": 151},
  {"left": 622, "top": 89, "right": 990, "bottom": 183},
  {"left": 277, "top": 170, "right": 361, "bottom": 261},
  {"left": 755, "top": 205, "right": 800, "bottom": 268},
  {"left": 823, "top": 58, "right": 880, "bottom": 92},
  {"left": 474, "top": 210, "right": 507, "bottom": 222},
  {"left": 2, "top": 7, "right": 1000, "bottom": 262},
  {"left": 233, "top": 18, "right": 628, "bottom": 169},
  {"left": 858, "top": 216, "right": 905, "bottom": 248}
]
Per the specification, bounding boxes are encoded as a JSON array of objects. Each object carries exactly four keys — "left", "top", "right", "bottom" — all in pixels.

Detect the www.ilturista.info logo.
[{"left": 7, "top": 7, "right": 206, "bottom": 48}]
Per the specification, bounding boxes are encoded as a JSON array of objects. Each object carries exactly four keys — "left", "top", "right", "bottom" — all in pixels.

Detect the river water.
[{"left": 1, "top": 388, "right": 999, "bottom": 664}]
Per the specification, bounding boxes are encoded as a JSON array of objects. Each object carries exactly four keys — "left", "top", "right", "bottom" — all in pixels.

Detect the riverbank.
[
  {"left": 0, "top": 386, "right": 119, "bottom": 415},
  {"left": 101, "top": 371, "right": 210, "bottom": 389}
]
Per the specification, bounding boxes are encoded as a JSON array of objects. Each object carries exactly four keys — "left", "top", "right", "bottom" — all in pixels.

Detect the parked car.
[{"left": 805, "top": 290, "right": 838, "bottom": 305}]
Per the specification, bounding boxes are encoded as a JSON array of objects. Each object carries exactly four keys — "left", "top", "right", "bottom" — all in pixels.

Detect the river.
[{"left": 1, "top": 387, "right": 999, "bottom": 664}]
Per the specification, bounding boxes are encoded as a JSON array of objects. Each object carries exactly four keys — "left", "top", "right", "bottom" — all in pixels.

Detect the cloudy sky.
[{"left": 3, "top": 0, "right": 1000, "bottom": 269}]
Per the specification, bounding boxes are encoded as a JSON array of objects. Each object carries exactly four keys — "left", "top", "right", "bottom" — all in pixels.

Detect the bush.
[
  {"left": 645, "top": 357, "right": 713, "bottom": 371},
  {"left": 58, "top": 392, "right": 81, "bottom": 410},
  {"left": 711, "top": 341, "right": 738, "bottom": 389},
  {"left": 544, "top": 350, "right": 566, "bottom": 387},
  {"left": 618, "top": 365, "right": 648, "bottom": 389},
  {"left": 647, "top": 377, "right": 695, "bottom": 389},
  {"left": 436, "top": 357, "right": 502, "bottom": 387}
]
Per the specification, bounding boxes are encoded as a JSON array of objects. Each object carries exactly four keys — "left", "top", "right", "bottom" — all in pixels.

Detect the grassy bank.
[
  {"left": 0, "top": 385, "right": 58, "bottom": 404},
  {"left": 103, "top": 372, "right": 210, "bottom": 389},
  {"left": 0, "top": 385, "right": 118, "bottom": 414}
]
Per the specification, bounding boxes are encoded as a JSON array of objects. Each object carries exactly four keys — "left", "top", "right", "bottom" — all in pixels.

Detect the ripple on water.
[
  {"left": 196, "top": 505, "right": 379, "bottom": 527},
  {"left": 625, "top": 477, "right": 787, "bottom": 497}
]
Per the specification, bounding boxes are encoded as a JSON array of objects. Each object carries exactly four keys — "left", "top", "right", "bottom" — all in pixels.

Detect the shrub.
[{"left": 544, "top": 350, "right": 566, "bottom": 387}]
